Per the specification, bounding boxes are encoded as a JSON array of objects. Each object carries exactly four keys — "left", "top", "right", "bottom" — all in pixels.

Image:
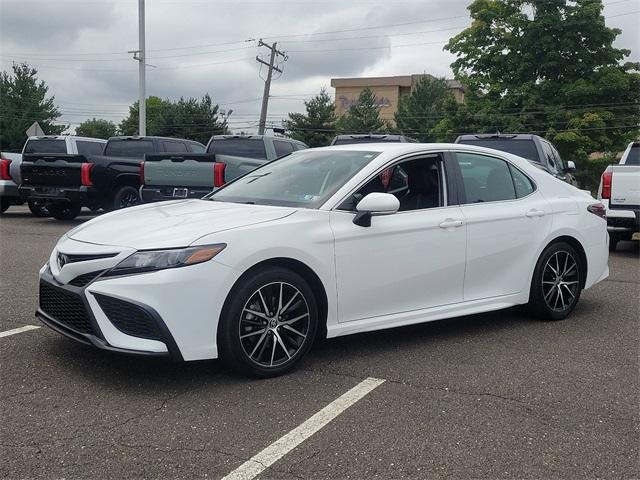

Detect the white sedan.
[{"left": 38, "top": 144, "right": 609, "bottom": 377}]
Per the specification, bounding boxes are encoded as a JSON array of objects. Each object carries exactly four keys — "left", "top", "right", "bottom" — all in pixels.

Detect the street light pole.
[{"left": 138, "top": 0, "right": 146, "bottom": 136}]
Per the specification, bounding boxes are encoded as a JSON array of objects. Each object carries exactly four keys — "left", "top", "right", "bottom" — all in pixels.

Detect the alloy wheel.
[
  {"left": 239, "top": 282, "right": 310, "bottom": 367},
  {"left": 541, "top": 250, "right": 580, "bottom": 312},
  {"left": 120, "top": 191, "right": 140, "bottom": 208}
]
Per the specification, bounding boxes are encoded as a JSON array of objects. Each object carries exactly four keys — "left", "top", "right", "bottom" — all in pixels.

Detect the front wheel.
[
  {"left": 218, "top": 267, "right": 318, "bottom": 378},
  {"left": 112, "top": 185, "right": 141, "bottom": 210},
  {"left": 48, "top": 203, "right": 81, "bottom": 221},
  {"left": 529, "top": 242, "right": 583, "bottom": 321}
]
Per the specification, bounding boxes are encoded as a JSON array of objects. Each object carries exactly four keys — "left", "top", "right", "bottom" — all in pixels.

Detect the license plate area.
[
  {"left": 36, "top": 187, "right": 61, "bottom": 196},
  {"left": 172, "top": 188, "right": 188, "bottom": 198}
]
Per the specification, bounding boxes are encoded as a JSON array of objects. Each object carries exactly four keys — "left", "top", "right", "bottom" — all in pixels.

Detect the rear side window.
[
  {"left": 455, "top": 152, "right": 516, "bottom": 203},
  {"left": 24, "top": 139, "right": 66, "bottom": 154},
  {"left": 274, "top": 140, "right": 294, "bottom": 157},
  {"left": 456, "top": 139, "right": 539, "bottom": 162},
  {"left": 208, "top": 138, "right": 267, "bottom": 159},
  {"left": 162, "top": 141, "right": 188, "bottom": 153},
  {"left": 625, "top": 145, "right": 640, "bottom": 165},
  {"left": 509, "top": 164, "right": 535, "bottom": 198},
  {"left": 104, "top": 140, "right": 155, "bottom": 158},
  {"left": 77, "top": 141, "right": 104, "bottom": 156}
]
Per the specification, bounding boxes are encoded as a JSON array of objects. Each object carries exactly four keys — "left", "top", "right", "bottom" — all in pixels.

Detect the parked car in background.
[
  {"left": 455, "top": 133, "right": 579, "bottom": 187},
  {"left": 597, "top": 141, "right": 640, "bottom": 251},
  {"left": 331, "top": 134, "right": 416, "bottom": 145},
  {"left": 19, "top": 136, "right": 204, "bottom": 220},
  {"left": 0, "top": 152, "right": 24, "bottom": 214},
  {"left": 37, "top": 143, "right": 608, "bottom": 377},
  {"left": 141, "top": 135, "right": 307, "bottom": 203}
]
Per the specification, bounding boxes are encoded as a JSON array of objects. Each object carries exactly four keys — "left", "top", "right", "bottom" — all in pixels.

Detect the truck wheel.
[
  {"left": 28, "top": 200, "right": 50, "bottom": 217},
  {"left": 48, "top": 203, "right": 81, "bottom": 221},
  {"left": 112, "top": 185, "right": 141, "bottom": 210},
  {"left": 0, "top": 197, "right": 11, "bottom": 214}
]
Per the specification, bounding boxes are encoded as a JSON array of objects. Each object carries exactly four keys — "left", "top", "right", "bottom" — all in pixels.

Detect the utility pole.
[
  {"left": 129, "top": 0, "right": 146, "bottom": 135},
  {"left": 256, "top": 40, "right": 286, "bottom": 135}
]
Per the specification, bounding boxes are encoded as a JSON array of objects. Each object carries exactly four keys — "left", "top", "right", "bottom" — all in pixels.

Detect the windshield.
[
  {"left": 457, "top": 138, "right": 540, "bottom": 162},
  {"left": 104, "top": 140, "right": 155, "bottom": 158},
  {"left": 208, "top": 150, "right": 379, "bottom": 208},
  {"left": 209, "top": 138, "right": 267, "bottom": 159},
  {"left": 24, "top": 139, "right": 66, "bottom": 154},
  {"left": 625, "top": 145, "right": 639, "bottom": 165}
]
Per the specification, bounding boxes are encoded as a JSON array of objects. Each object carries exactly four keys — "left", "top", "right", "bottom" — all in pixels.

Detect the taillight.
[
  {"left": 139, "top": 161, "right": 145, "bottom": 185},
  {"left": 214, "top": 162, "right": 226, "bottom": 188},
  {"left": 0, "top": 159, "right": 12, "bottom": 180},
  {"left": 587, "top": 203, "right": 606, "bottom": 220},
  {"left": 601, "top": 171, "right": 612, "bottom": 199},
  {"left": 80, "top": 163, "right": 94, "bottom": 186}
]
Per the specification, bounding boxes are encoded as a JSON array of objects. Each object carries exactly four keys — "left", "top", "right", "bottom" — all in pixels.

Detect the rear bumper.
[
  {"left": 602, "top": 199, "right": 639, "bottom": 234},
  {"left": 19, "top": 185, "right": 102, "bottom": 205},
  {"left": 141, "top": 185, "right": 213, "bottom": 203},
  {"left": 0, "top": 180, "right": 20, "bottom": 197}
]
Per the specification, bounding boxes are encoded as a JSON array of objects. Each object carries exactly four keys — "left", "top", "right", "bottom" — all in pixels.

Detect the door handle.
[
  {"left": 526, "top": 209, "right": 546, "bottom": 218},
  {"left": 439, "top": 218, "right": 465, "bottom": 229}
]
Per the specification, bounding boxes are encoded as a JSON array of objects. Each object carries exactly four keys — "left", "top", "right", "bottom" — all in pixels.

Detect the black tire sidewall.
[
  {"left": 218, "top": 266, "right": 318, "bottom": 378},
  {"left": 0, "top": 197, "right": 10, "bottom": 214},
  {"left": 49, "top": 203, "right": 81, "bottom": 220},
  {"left": 112, "top": 185, "right": 140, "bottom": 210},
  {"left": 530, "top": 242, "right": 583, "bottom": 321}
]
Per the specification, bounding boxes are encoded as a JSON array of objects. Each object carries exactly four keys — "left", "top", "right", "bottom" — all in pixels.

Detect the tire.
[
  {"left": 218, "top": 266, "right": 318, "bottom": 378},
  {"left": 112, "top": 185, "right": 141, "bottom": 210},
  {"left": 48, "top": 203, "right": 81, "bottom": 221},
  {"left": 28, "top": 199, "right": 50, "bottom": 217},
  {"left": 0, "top": 197, "right": 11, "bottom": 214},
  {"left": 609, "top": 234, "right": 619, "bottom": 252},
  {"left": 529, "top": 242, "right": 583, "bottom": 321}
]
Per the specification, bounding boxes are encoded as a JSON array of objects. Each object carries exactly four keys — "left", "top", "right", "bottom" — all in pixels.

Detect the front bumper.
[
  {"left": 19, "top": 185, "right": 102, "bottom": 205},
  {"left": 140, "top": 185, "right": 214, "bottom": 203}
]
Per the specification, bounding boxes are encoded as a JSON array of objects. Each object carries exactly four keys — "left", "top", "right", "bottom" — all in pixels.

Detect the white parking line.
[
  {"left": 222, "top": 376, "right": 385, "bottom": 480},
  {"left": 0, "top": 325, "right": 41, "bottom": 338}
]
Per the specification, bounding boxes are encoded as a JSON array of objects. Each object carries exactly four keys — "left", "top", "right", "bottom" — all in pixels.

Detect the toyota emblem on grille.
[{"left": 58, "top": 253, "right": 69, "bottom": 268}]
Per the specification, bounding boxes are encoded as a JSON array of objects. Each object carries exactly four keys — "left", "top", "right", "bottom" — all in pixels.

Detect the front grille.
[
  {"left": 94, "top": 294, "right": 163, "bottom": 341},
  {"left": 39, "top": 282, "right": 95, "bottom": 335},
  {"left": 68, "top": 270, "right": 104, "bottom": 287},
  {"left": 61, "top": 252, "right": 118, "bottom": 263}
]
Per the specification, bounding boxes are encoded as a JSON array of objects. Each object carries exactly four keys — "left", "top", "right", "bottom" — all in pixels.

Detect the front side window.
[
  {"left": 540, "top": 141, "right": 557, "bottom": 171},
  {"left": 163, "top": 141, "right": 188, "bottom": 153},
  {"left": 189, "top": 143, "right": 206, "bottom": 153},
  {"left": 24, "top": 139, "right": 66, "bottom": 154},
  {"left": 339, "top": 155, "right": 443, "bottom": 212},
  {"left": 208, "top": 150, "right": 378, "bottom": 208},
  {"left": 104, "top": 140, "right": 155, "bottom": 158},
  {"left": 456, "top": 152, "right": 516, "bottom": 203},
  {"left": 274, "top": 140, "right": 295, "bottom": 157}
]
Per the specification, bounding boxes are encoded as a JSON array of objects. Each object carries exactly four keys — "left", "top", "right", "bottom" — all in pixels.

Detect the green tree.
[
  {"left": 445, "top": 0, "right": 640, "bottom": 161},
  {"left": 119, "top": 95, "right": 227, "bottom": 144},
  {"left": 76, "top": 118, "right": 117, "bottom": 139},
  {"left": 284, "top": 89, "right": 336, "bottom": 147},
  {"left": 335, "top": 88, "right": 388, "bottom": 134},
  {"left": 394, "top": 76, "right": 460, "bottom": 142},
  {"left": 0, "top": 63, "right": 64, "bottom": 151}
]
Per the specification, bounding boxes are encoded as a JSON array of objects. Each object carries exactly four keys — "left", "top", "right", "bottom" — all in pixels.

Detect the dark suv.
[{"left": 454, "top": 134, "right": 578, "bottom": 187}]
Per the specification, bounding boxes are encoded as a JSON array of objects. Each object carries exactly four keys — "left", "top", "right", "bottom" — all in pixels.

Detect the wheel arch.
[
  {"left": 539, "top": 235, "right": 588, "bottom": 289},
  {"left": 219, "top": 257, "right": 329, "bottom": 340}
]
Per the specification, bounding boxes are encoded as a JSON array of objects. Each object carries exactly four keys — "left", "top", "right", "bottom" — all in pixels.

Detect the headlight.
[{"left": 106, "top": 244, "right": 226, "bottom": 276}]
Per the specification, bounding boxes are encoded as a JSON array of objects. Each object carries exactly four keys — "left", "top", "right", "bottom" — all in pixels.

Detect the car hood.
[{"left": 67, "top": 200, "right": 296, "bottom": 249}]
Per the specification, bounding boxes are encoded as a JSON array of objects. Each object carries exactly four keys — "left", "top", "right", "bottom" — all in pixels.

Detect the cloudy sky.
[{"left": 1, "top": 0, "right": 638, "bottom": 133}]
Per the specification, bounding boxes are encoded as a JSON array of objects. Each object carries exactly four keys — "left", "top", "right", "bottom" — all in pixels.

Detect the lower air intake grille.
[
  {"left": 94, "top": 294, "right": 163, "bottom": 341},
  {"left": 39, "top": 282, "right": 95, "bottom": 334},
  {"left": 68, "top": 270, "right": 104, "bottom": 287}
]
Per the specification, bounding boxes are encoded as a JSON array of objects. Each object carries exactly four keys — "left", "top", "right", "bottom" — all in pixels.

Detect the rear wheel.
[
  {"left": 112, "top": 185, "right": 140, "bottom": 210},
  {"left": 218, "top": 267, "right": 318, "bottom": 378},
  {"left": 0, "top": 197, "right": 11, "bottom": 214},
  {"left": 48, "top": 203, "right": 81, "bottom": 221},
  {"left": 28, "top": 199, "right": 50, "bottom": 217},
  {"left": 529, "top": 242, "right": 583, "bottom": 321}
]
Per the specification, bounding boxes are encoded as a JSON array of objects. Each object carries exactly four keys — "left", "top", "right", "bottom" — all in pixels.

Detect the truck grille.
[
  {"left": 39, "top": 282, "right": 95, "bottom": 335},
  {"left": 94, "top": 294, "right": 163, "bottom": 341}
]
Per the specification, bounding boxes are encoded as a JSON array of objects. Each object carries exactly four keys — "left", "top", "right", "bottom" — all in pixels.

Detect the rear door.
[{"left": 452, "top": 151, "right": 552, "bottom": 301}]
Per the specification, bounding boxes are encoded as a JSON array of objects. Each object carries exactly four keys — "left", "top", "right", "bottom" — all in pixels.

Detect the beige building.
[{"left": 331, "top": 74, "right": 465, "bottom": 125}]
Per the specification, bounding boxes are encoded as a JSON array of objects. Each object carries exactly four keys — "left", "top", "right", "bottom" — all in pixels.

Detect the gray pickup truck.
[{"left": 140, "top": 135, "right": 308, "bottom": 202}]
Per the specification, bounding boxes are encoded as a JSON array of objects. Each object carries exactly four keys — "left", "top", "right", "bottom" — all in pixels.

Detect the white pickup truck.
[{"left": 597, "top": 141, "right": 640, "bottom": 251}]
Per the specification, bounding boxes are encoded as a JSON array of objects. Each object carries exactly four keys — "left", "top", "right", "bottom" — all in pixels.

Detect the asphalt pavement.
[{"left": 1, "top": 205, "right": 638, "bottom": 479}]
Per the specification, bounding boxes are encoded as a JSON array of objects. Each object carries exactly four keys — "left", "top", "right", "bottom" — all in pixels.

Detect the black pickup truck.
[{"left": 19, "top": 136, "right": 206, "bottom": 220}]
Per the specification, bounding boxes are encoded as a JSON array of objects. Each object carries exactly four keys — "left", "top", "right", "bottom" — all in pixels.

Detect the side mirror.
[
  {"left": 567, "top": 160, "right": 576, "bottom": 171},
  {"left": 353, "top": 192, "right": 400, "bottom": 227}
]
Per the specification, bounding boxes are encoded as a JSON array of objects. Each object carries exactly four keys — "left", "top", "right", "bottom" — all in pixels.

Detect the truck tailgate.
[
  {"left": 610, "top": 165, "right": 640, "bottom": 209},
  {"left": 143, "top": 153, "right": 216, "bottom": 187},
  {"left": 20, "top": 154, "right": 85, "bottom": 187}
]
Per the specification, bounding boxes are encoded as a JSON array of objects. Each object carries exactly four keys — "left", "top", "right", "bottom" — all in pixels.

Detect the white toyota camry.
[{"left": 38, "top": 143, "right": 609, "bottom": 377}]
